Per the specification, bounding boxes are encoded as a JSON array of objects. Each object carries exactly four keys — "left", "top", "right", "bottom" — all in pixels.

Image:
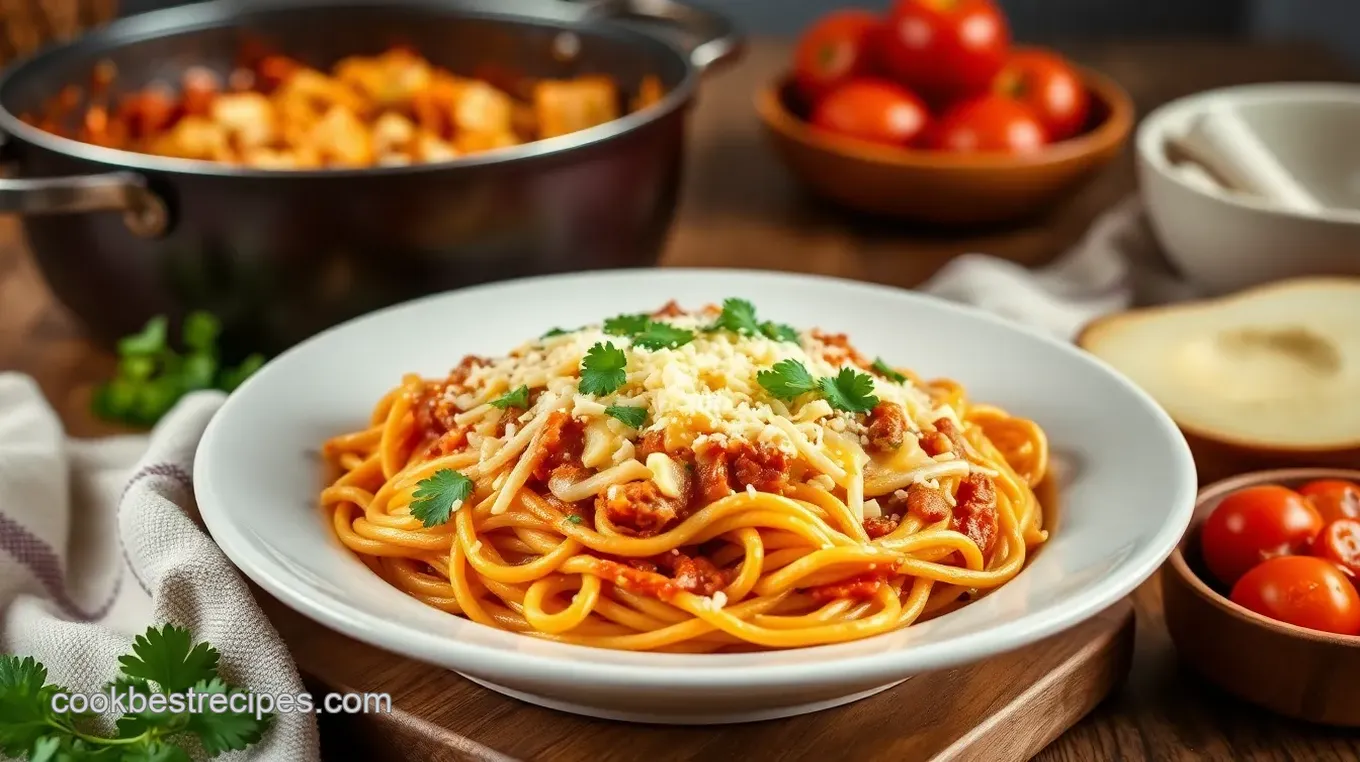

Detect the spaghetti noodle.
[{"left": 322, "top": 300, "right": 1050, "bottom": 652}]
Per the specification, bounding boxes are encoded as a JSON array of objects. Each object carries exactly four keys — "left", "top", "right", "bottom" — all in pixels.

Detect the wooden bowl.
[
  {"left": 1162, "top": 468, "right": 1360, "bottom": 726},
  {"left": 756, "top": 64, "right": 1133, "bottom": 225}
]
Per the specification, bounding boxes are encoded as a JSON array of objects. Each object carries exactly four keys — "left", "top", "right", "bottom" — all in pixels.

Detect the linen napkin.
[
  {"left": 0, "top": 374, "right": 320, "bottom": 761},
  {"left": 922, "top": 196, "right": 1199, "bottom": 339}
]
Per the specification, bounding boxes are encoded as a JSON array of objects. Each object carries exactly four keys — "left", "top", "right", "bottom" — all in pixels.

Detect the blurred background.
[{"left": 113, "top": 0, "right": 1360, "bottom": 63}]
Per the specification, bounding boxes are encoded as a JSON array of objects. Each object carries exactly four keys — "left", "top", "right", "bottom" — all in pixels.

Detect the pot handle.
[
  {"left": 584, "top": 0, "right": 743, "bottom": 71},
  {"left": 0, "top": 131, "right": 169, "bottom": 237}
]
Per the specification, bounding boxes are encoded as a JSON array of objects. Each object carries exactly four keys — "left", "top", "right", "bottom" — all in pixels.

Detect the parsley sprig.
[
  {"left": 579, "top": 342, "right": 629, "bottom": 396},
  {"left": 410, "top": 469, "right": 475, "bottom": 527},
  {"left": 756, "top": 359, "right": 880, "bottom": 413},
  {"left": 706, "top": 298, "right": 798, "bottom": 343},
  {"left": 93, "top": 313, "right": 264, "bottom": 428},
  {"left": 0, "top": 624, "right": 271, "bottom": 760}
]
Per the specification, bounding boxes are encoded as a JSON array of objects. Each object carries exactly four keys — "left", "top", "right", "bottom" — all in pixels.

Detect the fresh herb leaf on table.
[
  {"left": 0, "top": 624, "right": 270, "bottom": 760},
  {"left": 93, "top": 312, "right": 266, "bottom": 427}
]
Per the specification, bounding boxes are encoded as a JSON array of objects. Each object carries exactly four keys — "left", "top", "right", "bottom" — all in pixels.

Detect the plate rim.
[{"left": 195, "top": 267, "right": 1197, "bottom": 689}]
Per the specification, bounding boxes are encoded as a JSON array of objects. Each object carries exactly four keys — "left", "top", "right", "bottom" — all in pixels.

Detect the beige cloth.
[
  {"left": 0, "top": 373, "right": 319, "bottom": 761},
  {"left": 922, "top": 197, "right": 1200, "bottom": 339}
]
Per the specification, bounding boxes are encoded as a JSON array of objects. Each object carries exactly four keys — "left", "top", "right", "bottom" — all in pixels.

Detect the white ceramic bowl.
[
  {"left": 194, "top": 269, "right": 1197, "bottom": 724},
  {"left": 1138, "top": 83, "right": 1360, "bottom": 294}
]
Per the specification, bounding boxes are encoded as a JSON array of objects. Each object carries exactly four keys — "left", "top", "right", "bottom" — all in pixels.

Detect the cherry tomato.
[
  {"left": 793, "top": 11, "right": 884, "bottom": 103},
  {"left": 878, "top": 0, "right": 1010, "bottom": 104},
  {"left": 929, "top": 95, "right": 1046, "bottom": 154},
  {"left": 1313, "top": 519, "right": 1360, "bottom": 579},
  {"left": 1230, "top": 555, "right": 1360, "bottom": 636},
  {"left": 994, "top": 49, "right": 1090, "bottom": 141},
  {"left": 1299, "top": 479, "right": 1360, "bottom": 524},
  {"left": 1200, "top": 485, "right": 1322, "bottom": 586},
  {"left": 810, "top": 79, "right": 930, "bottom": 146}
]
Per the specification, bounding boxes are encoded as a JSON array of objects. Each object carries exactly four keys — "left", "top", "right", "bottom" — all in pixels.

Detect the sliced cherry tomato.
[
  {"left": 810, "top": 79, "right": 930, "bottom": 146},
  {"left": 1230, "top": 555, "right": 1360, "bottom": 636},
  {"left": 878, "top": 0, "right": 1010, "bottom": 104},
  {"left": 994, "top": 49, "right": 1090, "bottom": 142},
  {"left": 1313, "top": 519, "right": 1360, "bottom": 579},
  {"left": 1299, "top": 479, "right": 1360, "bottom": 524},
  {"left": 793, "top": 11, "right": 884, "bottom": 103},
  {"left": 1200, "top": 484, "right": 1322, "bottom": 587},
  {"left": 929, "top": 95, "right": 1046, "bottom": 154}
]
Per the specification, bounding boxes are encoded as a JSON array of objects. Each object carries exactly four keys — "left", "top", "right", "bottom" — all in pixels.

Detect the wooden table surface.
[{"left": 4, "top": 38, "right": 1360, "bottom": 762}]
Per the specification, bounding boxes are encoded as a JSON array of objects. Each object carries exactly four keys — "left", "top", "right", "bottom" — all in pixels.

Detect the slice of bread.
[{"left": 1078, "top": 278, "right": 1360, "bottom": 452}]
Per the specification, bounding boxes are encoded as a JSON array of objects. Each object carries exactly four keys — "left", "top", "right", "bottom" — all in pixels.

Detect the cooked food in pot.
[{"left": 21, "top": 46, "right": 666, "bottom": 168}]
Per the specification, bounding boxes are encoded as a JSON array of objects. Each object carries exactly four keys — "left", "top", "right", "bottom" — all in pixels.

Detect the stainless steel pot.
[{"left": 0, "top": 0, "right": 739, "bottom": 353}]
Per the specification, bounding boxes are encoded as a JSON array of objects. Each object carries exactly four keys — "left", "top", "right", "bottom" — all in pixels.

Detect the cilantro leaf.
[
  {"left": 490, "top": 385, "right": 530, "bottom": 410},
  {"left": 756, "top": 359, "right": 818, "bottom": 401},
  {"left": 871, "top": 357, "right": 907, "bottom": 384},
  {"left": 604, "top": 405, "right": 647, "bottom": 429},
  {"left": 26, "top": 736, "right": 60, "bottom": 762},
  {"left": 603, "top": 313, "right": 651, "bottom": 337},
  {"left": 118, "top": 317, "right": 168, "bottom": 356},
  {"left": 117, "top": 624, "right": 220, "bottom": 693},
  {"left": 759, "top": 321, "right": 799, "bottom": 343},
  {"left": 410, "top": 469, "right": 474, "bottom": 528},
  {"left": 631, "top": 323, "right": 694, "bottom": 351},
  {"left": 818, "top": 368, "right": 880, "bottom": 413},
  {"left": 541, "top": 326, "right": 579, "bottom": 338},
  {"left": 579, "top": 342, "right": 628, "bottom": 396},
  {"left": 123, "top": 742, "right": 193, "bottom": 762},
  {"left": 181, "top": 312, "right": 220, "bottom": 353},
  {"left": 565, "top": 514, "right": 584, "bottom": 525},
  {"left": 0, "top": 656, "right": 57, "bottom": 758},
  {"left": 180, "top": 353, "right": 218, "bottom": 392},
  {"left": 708, "top": 298, "right": 761, "bottom": 336},
  {"left": 184, "top": 678, "right": 271, "bottom": 757}
]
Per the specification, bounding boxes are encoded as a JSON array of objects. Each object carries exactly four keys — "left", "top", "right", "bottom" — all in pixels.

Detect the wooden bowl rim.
[
  {"left": 755, "top": 58, "right": 1134, "bottom": 170},
  {"left": 1074, "top": 277, "right": 1360, "bottom": 455},
  {"left": 1167, "top": 467, "right": 1360, "bottom": 648}
]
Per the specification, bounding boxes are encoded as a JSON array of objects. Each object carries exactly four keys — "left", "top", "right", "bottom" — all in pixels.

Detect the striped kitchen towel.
[{"left": 0, "top": 374, "right": 319, "bottom": 761}]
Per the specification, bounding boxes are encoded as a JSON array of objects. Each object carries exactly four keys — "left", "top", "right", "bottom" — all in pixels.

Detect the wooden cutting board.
[{"left": 260, "top": 596, "right": 1134, "bottom": 762}]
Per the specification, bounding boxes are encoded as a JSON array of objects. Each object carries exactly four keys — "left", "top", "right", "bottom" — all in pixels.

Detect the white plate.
[{"left": 195, "top": 269, "right": 1197, "bottom": 723}]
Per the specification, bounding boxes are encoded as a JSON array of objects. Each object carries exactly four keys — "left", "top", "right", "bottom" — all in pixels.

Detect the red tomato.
[
  {"left": 810, "top": 79, "right": 930, "bottom": 146},
  {"left": 1299, "top": 479, "right": 1360, "bottom": 524},
  {"left": 994, "top": 49, "right": 1090, "bottom": 141},
  {"left": 1313, "top": 519, "right": 1360, "bottom": 578},
  {"left": 1200, "top": 485, "right": 1323, "bottom": 586},
  {"left": 879, "top": 0, "right": 1010, "bottom": 104},
  {"left": 793, "top": 11, "right": 884, "bottom": 103},
  {"left": 929, "top": 95, "right": 1046, "bottom": 153},
  {"left": 1230, "top": 555, "right": 1360, "bottom": 636}
]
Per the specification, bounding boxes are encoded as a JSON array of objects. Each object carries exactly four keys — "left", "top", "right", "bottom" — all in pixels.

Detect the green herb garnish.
[
  {"left": 756, "top": 359, "right": 819, "bottom": 401},
  {"left": 93, "top": 313, "right": 264, "bottom": 427},
  {"left": 631, "top": 322, "right": 695, "bottom": 351},
  {"left": 757, "top": 361, "right": 879, "bottom": 413},
  {"left": 490, "top": 385, "right": 530, "bottom": 410},
  {"left": 871, "top": 357, "right": 907, "bottom": 384},
  {"left": 604, "top": 405, "right": 648, "bottom": 429},
  {"left": 579, "top": 342, "right": 628, "bottom": 396},
  {"left": 759, "top": 321, "right": 800, "bottom": 343},
  {"left": 565, "top": 514, "right": 584, "bottom": 525},
  {"left": 708, "top": 298, "right": 762, "bottom": 336},
  {"left": 603, "top": 313, "right": 651, "bottom": 337},
  {"left": 541, "top": 327, "right": 577, "bottom": 338},
  {"left": 818, "top": 367, "right": 880, "bottom": 413},
  {"left": 410, "top": 469, "right": 475, "bottom": 528},
  {"left": 0, "top": 624, "right": 271, "bottom": 760}
]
